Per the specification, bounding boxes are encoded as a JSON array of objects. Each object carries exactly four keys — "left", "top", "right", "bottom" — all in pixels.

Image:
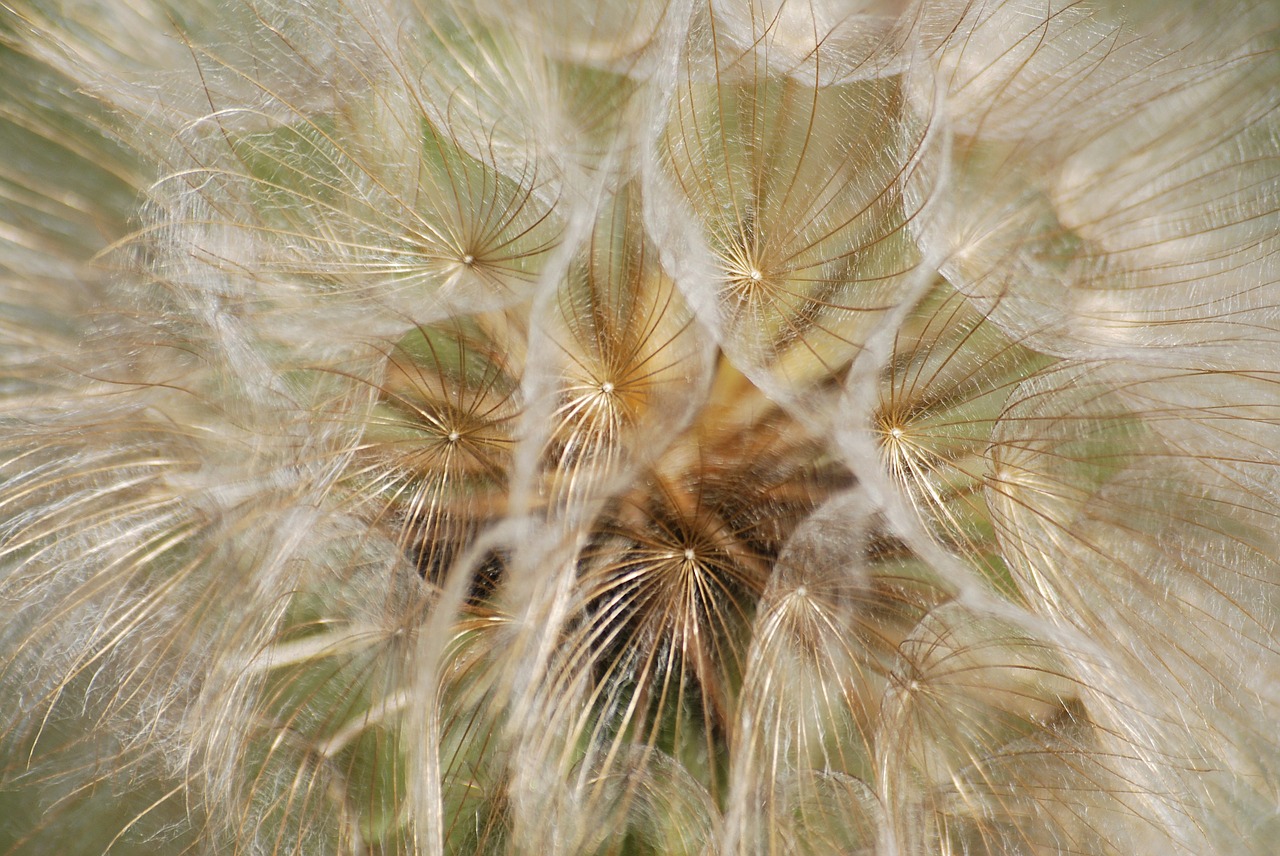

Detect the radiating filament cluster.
[{"left": 0, "top": 0, "right": 1276, "bottom": 854}]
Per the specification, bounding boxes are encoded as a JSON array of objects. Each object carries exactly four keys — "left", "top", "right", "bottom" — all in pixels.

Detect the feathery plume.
[{"left": 1, "top": 0, "right": 1278, "bottom": 854}]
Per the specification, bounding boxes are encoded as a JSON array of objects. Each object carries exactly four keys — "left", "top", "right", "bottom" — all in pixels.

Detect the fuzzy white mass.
[{"left": 0, "top": 1, "right": 1277, "bottom": 853}]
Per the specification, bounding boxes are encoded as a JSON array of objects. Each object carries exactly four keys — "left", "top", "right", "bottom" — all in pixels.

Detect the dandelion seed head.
[{"left": 3, "top": 0, "right": 1278, "bottom": 852}]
